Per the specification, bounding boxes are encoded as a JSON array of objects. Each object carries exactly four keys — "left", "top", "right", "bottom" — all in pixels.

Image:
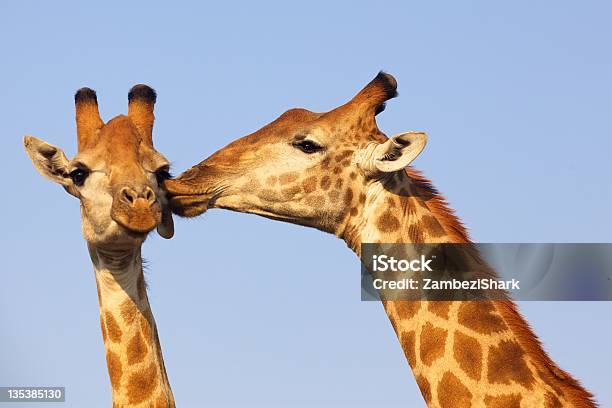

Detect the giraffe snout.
[
  {"left": 119, "top": 186, "right": 157, "bottom": 207},
  {"left": 111, "top": 185, "right": 161, "bottom": 233}
]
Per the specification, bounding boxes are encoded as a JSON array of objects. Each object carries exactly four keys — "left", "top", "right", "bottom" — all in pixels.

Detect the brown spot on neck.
[
  {"left": 415, "top": 374, "right": 432, "bottom": 404},
  {"left": 487, "top": 339, "right": 535, "bottom": 389},
  {"left": 427, "top": 301, "right": 451, "bottom": 319},
  {"left": 105, "top": 312, "right": 123, "bottom": 343},
  {"left": 453, "top": 331, "right": 482, "bottom": 381},
  {"left": 120, "top": 299, "right": 139, "bottom": 326},
  {"left": 394, "top": 301, "right": 421, "bottom": 319},
  {"left": 457, "top": 301, "right": 507, "bottom": 335},
  {"left": 126, "top": 361, "right": 159, "bottom": 405},
  {"left": 419, "top": 322, "right": 447, "bottom": 366},
  {"left": 484, "top": 394, "right": 522, "bottom": 408},
  {"left": 400, "top": 330, "right": 416, "bottom": 367},
  {"left": 105, "top": 350, "right": 122, "bottom": 390},
  {"left": 127, "top": 331, "right": 148, "bottom": 365},
  {"left": 437, "top": 371, "right": 472, "bottom": 408},
  {"left": 139, "top": 311, "right": 154, "bottom": 347}
]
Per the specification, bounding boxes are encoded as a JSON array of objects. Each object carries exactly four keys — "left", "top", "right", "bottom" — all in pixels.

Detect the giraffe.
[
  {"left": 24, "top": 85, "right": 176, "bottom": 407},
  {"left": 165, "top": 73, "right": 596, "bottom": 407}
]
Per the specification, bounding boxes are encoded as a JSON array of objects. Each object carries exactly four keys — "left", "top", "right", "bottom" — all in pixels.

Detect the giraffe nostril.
[
  {"left": 119, "top": 186, "right": 156, "bottom": 207},
  {"left": 121, "top": 187, "right": 137, "bottom": 205},
  {"left": 143, "top": 187, "right": 156, "bottom": 205}
]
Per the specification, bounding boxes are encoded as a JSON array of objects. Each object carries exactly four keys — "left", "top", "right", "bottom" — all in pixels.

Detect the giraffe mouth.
[
  {"left": 168, "top": 193, "right": 210, "bottom": 218},
  {"left": 164, "top": 177, "right": 217, "bottom": 218}
]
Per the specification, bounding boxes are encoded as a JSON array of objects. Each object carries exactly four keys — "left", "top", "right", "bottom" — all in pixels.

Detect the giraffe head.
[
  {"left": 24, "top": 85, "right": 175, "bottom": 247},
  {"left": 167, "top": 72, "right": 427, "bottom": 234}
]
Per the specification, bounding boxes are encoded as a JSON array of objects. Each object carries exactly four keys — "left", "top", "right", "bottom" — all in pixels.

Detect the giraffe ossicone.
[
  {"left": 24, "top": 86, "right": 175, "bottom": 407},
  {"left": 166, "top": 72, "right": 596, "bottom": 407}
]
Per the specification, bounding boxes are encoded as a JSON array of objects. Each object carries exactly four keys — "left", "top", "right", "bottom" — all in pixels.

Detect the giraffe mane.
[
  {"left": 406, "top": 167, "right": 598, "bottom": 407},
  {"left": 406, "top": 167, "right": 471, "bottom": 243},
  {"left": 499, "top": 300, "right": 597, "bottom": 406}
]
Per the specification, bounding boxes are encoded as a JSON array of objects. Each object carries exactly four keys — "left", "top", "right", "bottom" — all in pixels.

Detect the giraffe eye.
[
  {"left": 69, "top": 168, "right": 89, "bottom": 186},
  {"left": 293, "top": 139, "right": 323, "bottom": 154}
]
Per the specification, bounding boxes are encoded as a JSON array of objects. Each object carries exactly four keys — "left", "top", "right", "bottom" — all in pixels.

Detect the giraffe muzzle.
[
  {"left": 111, "top": 186, "right": 162, "bottom": 233},
  {"left": 166, "top": 192, "right": 210, "bottom": 218},
  {"left": 164, "top": 170, "right": 216, "bottom": 218}
]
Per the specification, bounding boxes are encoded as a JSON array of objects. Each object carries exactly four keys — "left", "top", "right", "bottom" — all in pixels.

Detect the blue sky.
[{"left": 1, "top": 1, "right": 611, "bottom": 406}]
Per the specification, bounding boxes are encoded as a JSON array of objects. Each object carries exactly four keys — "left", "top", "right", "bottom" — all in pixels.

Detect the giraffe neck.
[
  {"left": 89, "top": 244, "right": 175, "bottom": 408},
  {"left": 336, "top": 170, "right": 594, "bottom": 407}
]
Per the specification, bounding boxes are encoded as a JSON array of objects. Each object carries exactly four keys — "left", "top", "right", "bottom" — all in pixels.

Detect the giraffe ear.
[
  {"left": 24, "top": 135, "right": 76, "bottom": 188},
  {"left": 371, "top": 132, "right": 427, "bottom": 173},
  {"left": 24, "top": 136, "right": 80, "bottom": 197}
]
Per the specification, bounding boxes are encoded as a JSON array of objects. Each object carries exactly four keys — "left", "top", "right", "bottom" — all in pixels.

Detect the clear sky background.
[{"left": 1, "top": 1, "right": 611, "bottom": 407}]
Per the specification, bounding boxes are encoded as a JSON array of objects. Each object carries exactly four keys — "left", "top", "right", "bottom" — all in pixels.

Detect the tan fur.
[
  {"left": 24, "top": 86, "right": 175, "bottom": 407},
  {"left": 167, "top": 72, "right": 596, "bottom": 407}
]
